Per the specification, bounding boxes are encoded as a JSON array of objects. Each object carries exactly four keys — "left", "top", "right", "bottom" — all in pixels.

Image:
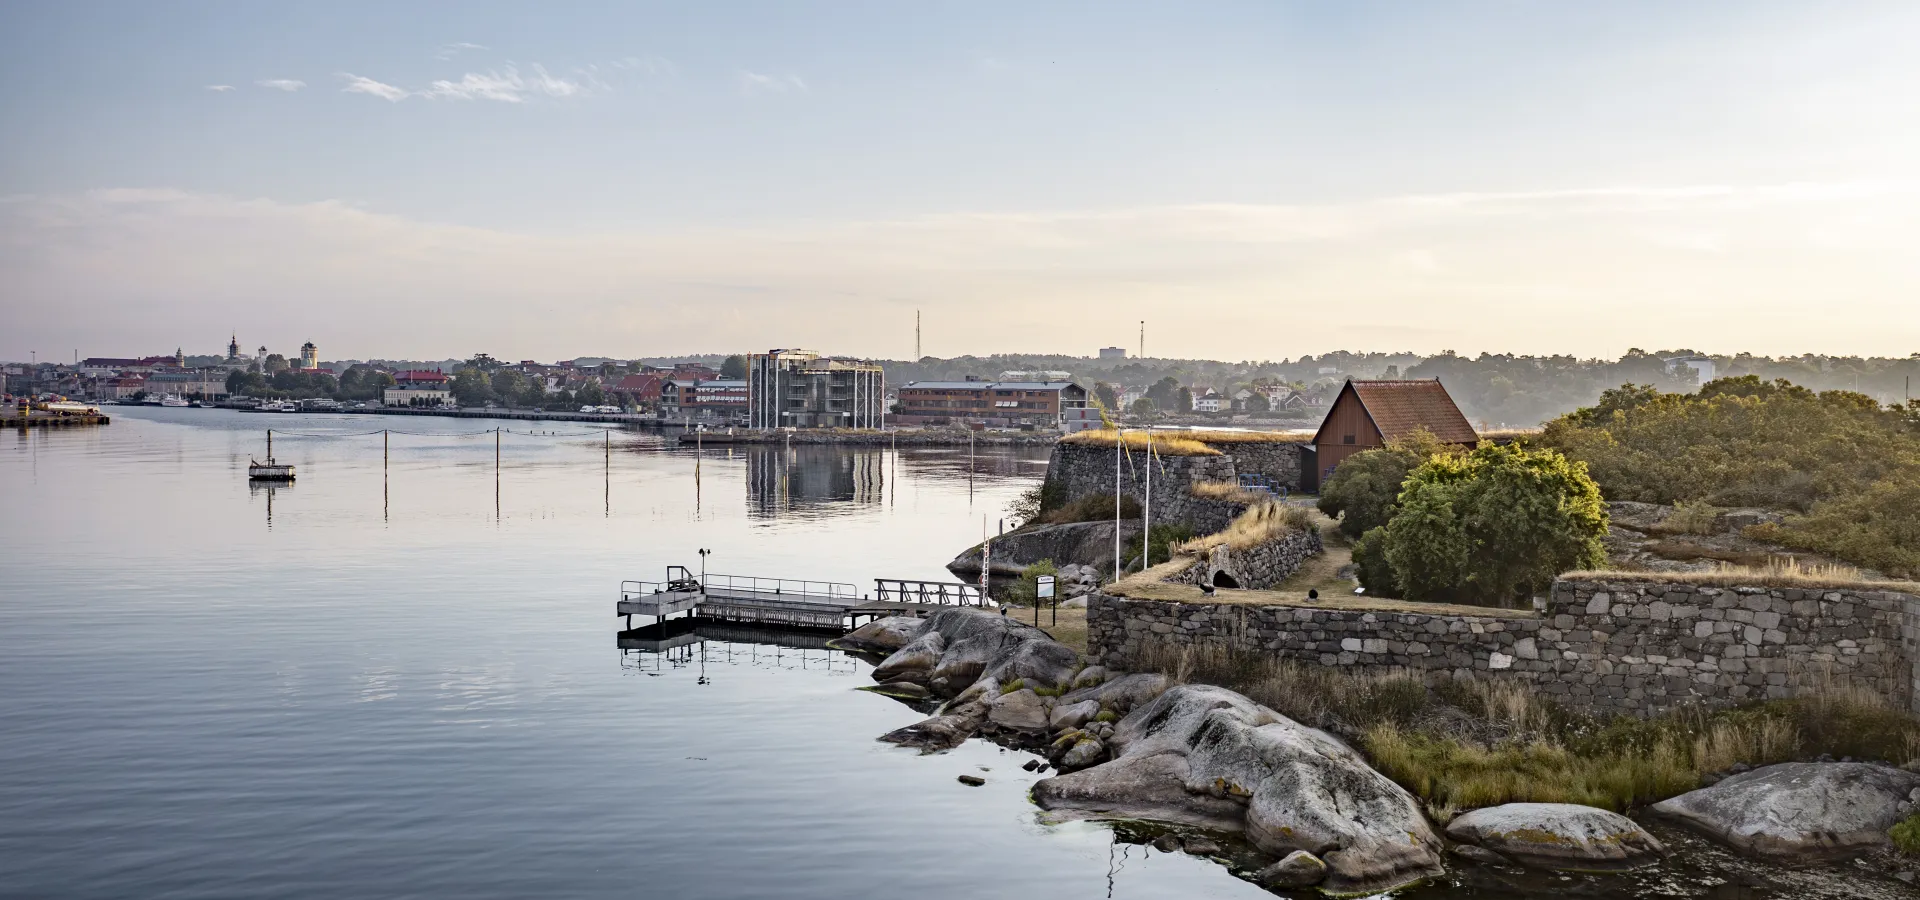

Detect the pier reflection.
[{"left": 617, "top": 618, "right": 865, "bottom": 679}]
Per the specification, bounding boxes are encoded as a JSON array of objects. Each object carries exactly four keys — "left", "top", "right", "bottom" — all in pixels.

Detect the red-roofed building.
[
  {"left": 1311, "top": 379, "right": 1477, "bottom": 485},
  {"left": 385, "top": 370, "right": 452, "bottom": 407}
]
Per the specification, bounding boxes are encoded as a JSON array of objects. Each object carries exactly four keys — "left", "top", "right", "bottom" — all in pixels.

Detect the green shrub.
[
  {"left": 1123, "top": 524, "right": 1195, "bottom": 571},
  {"left": 1316, "top": 429, "right": 1451, "bottom": 538},
  {"left": 1892, "top": 814, "right": 1920, "bottom": 855},
  {"left": 1002, "top": 560, "right": 1059, "bottom": 607},
  {"left": 1381, "top": 442, "right": 1608, "bottom": 606},
  {"left": 999, "top": 679, "right": 1026, "bottom": 695},
  {"left": 1093, "top": 709, "right": 1119, "bottom": 724},
  {"left": 1351, "top": 526, "right": 1401, "bottom": 597}
]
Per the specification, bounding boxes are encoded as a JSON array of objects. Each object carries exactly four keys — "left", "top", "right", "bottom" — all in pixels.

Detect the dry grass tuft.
[
  {"left": 1190, "top": 480, "right": 1271, "bottom": 505},
  {"left": 1567, "top": 557, "right": 1917, "bottom": 592},
  {"left": 1170, "top": 429, "right": 1312, "bottom": 445},
  {"left": 1174, "top": 502, "right": 1314, "bottom": 553},
  {"left": 1060, "top": 429, "right": 1221, "bottom": 457}
]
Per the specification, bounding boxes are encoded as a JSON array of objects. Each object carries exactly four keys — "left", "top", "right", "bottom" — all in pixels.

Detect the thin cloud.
[
  {"left": 256, "top": 79, "right": 306, "bottom": 92},
  {"left": 204, "top": 84, "right": 235, "bottom": 92},
  {"left": 340, "top": 74, "right": 410, "bottom": 102},
  {"left": 434, "top": 42, "right": 489, "bottom": 61},
  {"left": 737, "top": 71, "right": 807, "bottom": 96},
  {"left": 423, "top": 65, "right": 583, "bottom": 102}
]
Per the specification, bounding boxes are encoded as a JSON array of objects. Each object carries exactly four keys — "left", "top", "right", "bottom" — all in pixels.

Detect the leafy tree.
[
  {"left": 518, "top": 377, "right": 547, "bottom": 408},
  {"left": 1243, "top": 392, "right": 1271, "bottom": 413},
  {"left": 488, "top": 370, "right": 527, "bottom": 406},
  {"left": 720, "top": 355, "right": 749, "bottom": 379},
  {"left": 576, "top": 380, "right": 607, "bottom": 406},
  {"left": 1094, "top": 382, "right": 1119, "bottom": 412},
  {"left": 1144, "top": 376, "right": 1182, "bottom": 409},
  {"left": 449, "top": 368, "right": 492, "bottom": 406},
  {"left": 1131, "top": 398, "right": 1157, "bottom": 416},
  {"left": 262, "top": 354, "right": 289, "bottom": 375},
  {"left": 1351, "top": 526, "right": 1400, "bottom": 596},
  {"left": 465, "top": 353, "right": 502, "bottom": 373},
  {"left": 1381, "top": 443, "right": 1608, "bottom": 606},
  {"left": 1176, "top": 386, "right": 1193, "bottom": 412},
  {"left": 1318, "top": 428, "right": 1454, "bottom": 538}
]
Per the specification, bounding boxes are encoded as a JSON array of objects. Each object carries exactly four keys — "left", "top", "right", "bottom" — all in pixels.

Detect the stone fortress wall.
[{"left": 1089, "top": 577, "right": 1917, "bottom": 717}]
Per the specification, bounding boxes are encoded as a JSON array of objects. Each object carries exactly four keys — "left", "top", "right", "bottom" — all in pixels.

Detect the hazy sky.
[{"left": 4, "top": 1, "right": 1919, "bottom": 363}]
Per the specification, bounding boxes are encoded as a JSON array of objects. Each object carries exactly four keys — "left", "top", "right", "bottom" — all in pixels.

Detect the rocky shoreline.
[{"left": 835, "top": 607, "right": 1920, "bottom": 896}]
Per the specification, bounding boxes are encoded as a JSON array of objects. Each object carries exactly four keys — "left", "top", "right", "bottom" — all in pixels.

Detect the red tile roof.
[{"left": 1326, "top": 379, "right": 1478, "bottom": 444}]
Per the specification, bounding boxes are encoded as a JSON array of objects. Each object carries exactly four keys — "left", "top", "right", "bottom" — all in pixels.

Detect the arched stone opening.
[{"left": 1212, "top": 571, "right": 1240, "bottom": 589}]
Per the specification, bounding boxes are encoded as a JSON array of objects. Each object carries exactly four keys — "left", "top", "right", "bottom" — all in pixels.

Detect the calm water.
[{"left": 0, "top": 409, "right": 1270, "bottom": 900}]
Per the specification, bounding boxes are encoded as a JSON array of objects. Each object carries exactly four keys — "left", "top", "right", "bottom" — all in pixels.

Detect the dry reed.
[
  {"left": 1174, "top": 502, "right": 1315, "bottom": 553},
  {"left": 1567, "top": 557, "right": 1916, "bottom": 592}
]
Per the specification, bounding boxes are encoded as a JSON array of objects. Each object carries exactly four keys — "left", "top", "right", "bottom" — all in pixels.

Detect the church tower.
[
  {"left": 228, "top": 334, "right": 240, "bottom": 360},
  {"left": 299, "top": 342, "right": 318, "bottom": 371}
]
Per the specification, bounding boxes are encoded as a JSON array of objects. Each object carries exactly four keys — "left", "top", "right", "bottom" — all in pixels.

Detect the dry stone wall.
[
  {"left": 1088, "top": 578, "right": 1918, "bottom": 717},
  {"left": 1166, "top": 529, "right": 1324, "bottom": 590}
]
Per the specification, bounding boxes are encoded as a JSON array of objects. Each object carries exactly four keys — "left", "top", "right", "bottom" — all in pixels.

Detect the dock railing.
[
  {"left": 701, "top": 573, "right": 861, "bottom": 603},
  {"left": 872, "top": 579, "right": 987, "bottom": 607}
]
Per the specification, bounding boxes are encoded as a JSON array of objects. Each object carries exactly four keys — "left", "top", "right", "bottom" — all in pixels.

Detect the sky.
[{"left": 3, "top": 1, "right": 1919, "bottom": 364}]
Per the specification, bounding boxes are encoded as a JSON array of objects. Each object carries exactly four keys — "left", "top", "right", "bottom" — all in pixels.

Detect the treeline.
[
  {"left": 447, "top": 367, "right": 608, "bottom": 410},
  {"left": 224, "top": 364, "right": 393, "bottom": 400},
  {"left": 878, "top": 350, "right": 1920, "bottom": 429}
]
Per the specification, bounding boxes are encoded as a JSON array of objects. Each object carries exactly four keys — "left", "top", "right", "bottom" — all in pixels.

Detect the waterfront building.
[
  {"left": 747, "top": 350, "right": 886, "bottom": 429},
  {"left": 895, "top": 377, "right": 1089, "bottom": 428},
  {"left": 145, "top": 371, "right": 230, "bottom": 400},
  {"left": 382, "top": 370, "right": 453, "bottom": 407}
]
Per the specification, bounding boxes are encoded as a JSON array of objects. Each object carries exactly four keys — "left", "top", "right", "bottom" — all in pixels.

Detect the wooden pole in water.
[{"left": 267, "top": 428, "right": 272, "bottom": 462}]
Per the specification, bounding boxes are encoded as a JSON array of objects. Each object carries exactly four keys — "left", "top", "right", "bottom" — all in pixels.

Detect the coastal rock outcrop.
[
  {"left": 1032, "top": 684, "right": 1445, "bottom": 894},
  {"left": 1648, "top": 761, "right": 1920, "bottom": 864},
  {"left": 830, "top": 616, "right": 925, "bottom": 655},
  {"left": 871, "top": 608, "right": 1080, "bottom": 751},
  {"left": 1443, "top": 802, "right": 1668, "bottom": 870},
  {"left": 946, "top": 520, "right": 1140, "bottom": 577}
]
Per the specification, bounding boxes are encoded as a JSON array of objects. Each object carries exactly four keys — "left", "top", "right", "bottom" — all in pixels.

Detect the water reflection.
[
  {"left": 745, "top": 446, "right": 888, "bottom": 518},
  {"left": 618, "top": 619, "right": 865, "bottom": 682}
]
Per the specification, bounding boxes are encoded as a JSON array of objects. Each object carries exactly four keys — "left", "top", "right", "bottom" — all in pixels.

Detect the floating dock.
[
  {"left": 3, "top": 410, "right": 111, "bottom": 428},
  {"left": 619, "top": 567, "right": 990, "bottom": 632}
]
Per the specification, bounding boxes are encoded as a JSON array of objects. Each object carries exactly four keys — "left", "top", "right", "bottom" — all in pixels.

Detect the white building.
[
  {"left": 1192, "top": 389, "right": 1224, "bottom": 413},
  {"left": 1664, "top": 355, "right": 1717, "bottom": 385}
]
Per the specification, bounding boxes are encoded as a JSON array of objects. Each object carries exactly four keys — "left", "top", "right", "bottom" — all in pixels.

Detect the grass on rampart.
[
  {"left": 1190, "top": 480, "right": 1272, "bottom": 505},
  {"left": 1566, "top": 557, "right": 1920, "bottom": 593},
  {"left": 1060, "top": 430, "right": 1221, "bottom": 456},
  {"left": 1174, "top": 501, "right": 1317, "bottom": 553},
  {"left": 1136, "top": 644, "right": 1920, "bottom": 818}
]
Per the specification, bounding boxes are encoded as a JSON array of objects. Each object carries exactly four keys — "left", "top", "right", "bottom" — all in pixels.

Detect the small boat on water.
[
  {"left": 159, "top": 394, "right": 189, "bottom": 407},
  {"left": 248, "top": 430, "right": 295, "bottom": 480},
  {"left": 249, "top": 459, "right": 295, "bottom": 480}
]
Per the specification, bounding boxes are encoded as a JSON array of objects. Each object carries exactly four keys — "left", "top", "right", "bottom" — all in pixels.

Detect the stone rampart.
[
  {"left": 1088, "top": 577, "right": 1918, "bottom": 717},
  {"left": 1166, "top": 528, "right": 1324, "bottom": 590}
]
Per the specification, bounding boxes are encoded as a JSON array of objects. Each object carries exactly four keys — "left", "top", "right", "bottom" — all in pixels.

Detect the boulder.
[
  {"left": 1648, "top": 761, "right": 1920, "bottom": 864},
  {"left": 1182, "top": 837, "right": 1221, "bottom": 857},
  {"left": 871, "top": 630, "right": 945, "bottom": 684},
  {"left": 1060, "top": 737, "right": 1107, "bottom": 771},
  {"left": 1257, "top": 850, "right": 1328, "bottom": 888},
  {"left": 859, "top": 682, "right": 930, "bottom": 701},
  {"left": 988, "top": 689, "right": 1053, "bottom": 731},
  {"left": 1071, "top": 666, "right": 1109, "bottom": 690},
  {"left": 1034, "top": 685, "right": 1444, "bottom": 893},
  {"left": 830, "top": 616, "right": 925, "bottom": 654},
  {"left": 1444, "top": 803, "right": 1667, "bottom": 870},
  {"left": 1059, "top": 672, "right": 1168, "bottom": 716},
  {"left": 947, "top": 519, "right": 1142, "bottom": 576},
  {"left": 877, "top": 699, "right": 989, "bottom": 753},
  {"left": 983, "top": 638, "right": 1081, "bottom": 693},
  {"left": 1050, "top": 699, "right": 1102, "bottom": 731}
]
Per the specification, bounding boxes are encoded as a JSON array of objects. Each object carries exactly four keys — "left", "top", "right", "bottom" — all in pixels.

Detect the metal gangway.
[
  {"left": 620, "top": 566, "right": 862, "bottom": 631},
  {"left": 619, "top": 568, "right": 995, "bottom": 633}
]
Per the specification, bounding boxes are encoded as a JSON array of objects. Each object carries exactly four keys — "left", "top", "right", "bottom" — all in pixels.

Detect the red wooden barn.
[{"left": 1310, "top": 379, "right": 1477, "bottom": 486}]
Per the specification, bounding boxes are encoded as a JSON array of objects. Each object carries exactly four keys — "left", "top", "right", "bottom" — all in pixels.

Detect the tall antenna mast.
[
  {"left": 1139, "top": 320, "right": 1145, "bottom": 359},
  {"left": 915, "top": 310, "right": 921, "bottom": 361}
]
